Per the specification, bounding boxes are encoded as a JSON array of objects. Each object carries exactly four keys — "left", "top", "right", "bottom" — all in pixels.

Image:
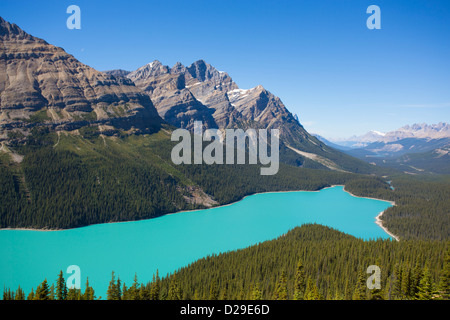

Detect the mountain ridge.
[
  {"left": 0, "top": 16, "right": 163, "bottom": 143},
  {"left": 106, "top": 59, "right": 377, "bottom": 173}
]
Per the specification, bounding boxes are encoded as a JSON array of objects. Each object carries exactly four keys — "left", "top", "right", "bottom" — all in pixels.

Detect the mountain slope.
[
  {"left": 0, "top": 16, "right": 162, "bottom": 143},
  {"left": 116, "top": 60, "right": 378, "bottom": 173}
]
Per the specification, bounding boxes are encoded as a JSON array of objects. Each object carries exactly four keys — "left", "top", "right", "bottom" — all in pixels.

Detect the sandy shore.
[
  {"left": 375, "top": 210, "right": 400, "bottom": 241},
  {"left": 340, "top": 185, "right": 399, "bottom": 241}
]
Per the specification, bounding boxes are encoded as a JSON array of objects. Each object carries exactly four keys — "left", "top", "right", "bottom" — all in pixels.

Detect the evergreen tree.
[
  {"left": 352, "top": 271, "right": 367, "bottom": 300},
  {"left": 15, "top": 286, "right": 25, "bottom": 300},
  {"left": 438, "top": 246, "right": 450, "bottom": 299},
  {"left": 393, "top": 264, "right": 403, "bottom": 299},
  {"left": 416, "top": 268, "right": 434, "bottom": 300},
  {"left": 410, "top": 264, "right": 422, "bottom": 298},
  {"left": 293, "top": 261, "right": 306, "bottom": 300},
  {"left": 83, "top": 278, "right": 95, "bottom": 300},
  {"left": 272, "top": 270, "right": 288, "bottom": 300},
  {"left": 27, "top": 288, "right": 35, "bottom": 300},
  {"left": 107, "top": 271, "right": 121, "bottom": 300},
  {"left": 209, "top": 281, "right": 218, "bottom": 300},
  {"left": 150, "top": 271, "right": 160, "bottom": 300},
  {"left": 168, "top": 273, "right": 182, "bottom": 300},
  {"left": 127, "top": 273, "right": 140, "bottom": 300},
  {"left": 304, "top": 277, "right": 321, "bottom": 300},
  {"left": 3, "top": 287, "right": 14, "bottom": 300},
  {"left": 67, "top": 288, "right": 82, "bottom": 300},
  {"left": 56, "top": 271, "right": 67, "bottom": 300},
  {"left": 219, "top": 281, "right": 228, "bottom": 300},
  {"left": 251, "top": 282, "right": 262, "bottom": 300},
  {"left": 401, "top": 266, "right": 412, "bottom": 298},
  {"left": 34, "top": 279, "right": 50, "bottom": 300}
]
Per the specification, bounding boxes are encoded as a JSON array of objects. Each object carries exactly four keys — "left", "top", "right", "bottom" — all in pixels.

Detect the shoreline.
[
  {"left": 341, "top": 185, "right": 399, "bottom": 241},
  {"left": 0, "top": 185, "right": 399, "bottom": 240},
  {"left": 375, "top": 210, "right": 400, "bottom": 241}
]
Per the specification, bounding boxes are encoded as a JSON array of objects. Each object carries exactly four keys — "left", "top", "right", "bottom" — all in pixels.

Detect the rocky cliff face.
[
  {"left": 122, "top": 59, "right": 310, "bottom": 144},
  {"left": 0, "top": 16, "right": 162, "bottom": 142},
  {"left": 121, "top": 59, "right": 371, "bottom": 172}
]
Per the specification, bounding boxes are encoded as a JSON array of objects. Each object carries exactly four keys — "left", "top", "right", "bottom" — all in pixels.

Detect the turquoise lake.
[{"left": 0, "top": 185, "right": 393, "bottom": 299}]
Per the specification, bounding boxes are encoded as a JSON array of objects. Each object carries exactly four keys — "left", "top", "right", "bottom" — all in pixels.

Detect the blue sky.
[{"left": 1, "top": 0, "right": 449, "bottom": 138}]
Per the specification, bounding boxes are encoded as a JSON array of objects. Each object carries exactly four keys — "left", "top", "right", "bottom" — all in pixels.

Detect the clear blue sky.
[{"left": 1, "top": 0, "right": 449, "bottom": 138}]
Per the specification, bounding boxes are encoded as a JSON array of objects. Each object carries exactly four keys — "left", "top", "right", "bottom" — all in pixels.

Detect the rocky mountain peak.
[
  {"left": 128, "top": 60, "right": 169, "bottom": 81},
  {"left": 171, "top": 62, "right": 187, "bottom": 74},
  {"left": 186, "top": 60, "right": 227, "bottom": 83},
  {"left": 0, "top": 16, "right": 33, "bottom": 40},
  {"left": 0, "top": 16, "right": 162, "bottom": 142}
]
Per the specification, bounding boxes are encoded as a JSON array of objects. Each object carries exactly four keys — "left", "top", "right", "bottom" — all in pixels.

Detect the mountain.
[
  {"left": 0, "top": 16, "right": 386, "bottom": 230},
  {"left": 382, "top": 122, "right": 450, "bottom": 141},
  {"left": 377, "top": 145, "right": 450, "bottom": 174},
  {"left": 0, "top": 16, "right": 162, "bottom": 143},
  {"left": 320, "top": 123, "right": 450, "bottom": 174},
  {"left": 330, "top": 123, "right": 450, "bottom": 149},
  {"left": 313, "top": 134, "right": 352, "bottom": 151},
  {"left": 108, "top": 60, "right": 377, "bottom": 173}
]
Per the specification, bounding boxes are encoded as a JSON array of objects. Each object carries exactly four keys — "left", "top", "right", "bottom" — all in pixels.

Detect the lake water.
[{"left": 0, "top": 186, "right": 393, "bottom": 299}]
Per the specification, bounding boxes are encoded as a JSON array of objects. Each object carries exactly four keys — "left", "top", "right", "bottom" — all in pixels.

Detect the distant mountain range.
[
  {"left": 315, "top": 123, "right": 450, "bottom": 174},
  {"left": 326, "top": 123, "right": 450, "bottom": 148}
]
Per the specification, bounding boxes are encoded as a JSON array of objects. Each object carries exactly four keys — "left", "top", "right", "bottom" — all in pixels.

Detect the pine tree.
[
  {"left": 15, "top": 286, "right": 25, "bottom": 300},
  {"left": 168, "top": 273, "right": 182, "bottom": 300},
  {"left": 219, "top": 281, "right": 228, "bottom": 300},
  {"left": 416, "top": 268, "right": 434, "bottom": 300},
  {"left": 107, "top": 271, "right": 120, "bottom": 300},
  {"left": 209, "top": 281, "right": 218, "bottom": 300},
  {"left": 67, "top": 288, "right": 82, "bottom": 300},
  {"left": 150, "top": 271, "right": 160, "bottom": 300},
  {"left": 293, "top": 261, "right": 306, "bottom": 300},
  {"left": 83, "top": 278, "right": 95, "bottom": 300},
  {"left": 410, "top": 264, "right": 422, "bottom": 298},
  {"left": 401, "top": 266, "right": 412, "bottom": 298},
  {"left": 304, "top": 277, "right": 321, "bottom": 300},
  {"left": 34, "top": 279, "right": 50, "bottom": 300},
  {"left": 272, "top": 270, "right": 287, "bottom": 300},
  {"left": 27, "top": 288, "right": 35, "bottom": 300},
  {"left": 3, "top": 287, "right": 14, "bottom": 300},
  {"left": 56, "top": 271, "right": 67, "bottom": 300},
  {"left": 128, "top": 273, "right": 140, "bottom": 300},
  {"left": 121, "top": 283, "right": 128, "bottom": 300},
  {"left": 139, "top": 284, "right": 150, "bottom": 300},
  {"left": 116, "top": 277, "right": 122, "bottom": 300},
  {"left": 393, "top": 264, "right": 403, "bottom": 299},
  {"left": 251, "top": 282, "right": 262, "bottom": 300},
  {"left": 438, "top": 246, "right": 450, "bottom": 299},
  {"left": 352, "top": 271, "right": 367, "bottom": 300}
]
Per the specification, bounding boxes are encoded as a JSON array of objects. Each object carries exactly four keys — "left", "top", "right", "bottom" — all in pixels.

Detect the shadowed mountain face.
[{"left": 0, "top": 16, "right": 162, "bottom": 141}]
